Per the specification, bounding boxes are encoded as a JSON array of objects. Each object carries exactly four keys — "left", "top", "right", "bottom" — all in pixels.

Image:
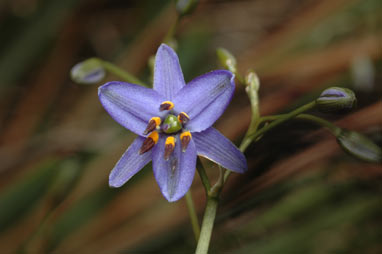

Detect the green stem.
[
  {"left": 195, "top": 197, "right": 219, "bottom": 254},
  {"left": 239, "top": 78, "right": 260, "bottom": 152},
  {"left": 224, "top": 101, "right": 316, "bottom": 183},
  {"left": 297, "top": 114, "right": 342, "bottom": 137},
  {"left": 185, "top": 191, "right": 200, "bottom": 242},
  {"left": 248, "top": 101, "right": 316, "bottom": 141},
  {"left": 209, "top": 166, "right": 224, "bottom": 198},
  {"left": 163, "top": 16, "right": 179, "bottom": 43},
  {"left": 197, "top": 157, "right": 211, "bottom": 192},
  {"left": 235, "top": 73, "right": 245, "bottom": 85},
  {"left": 100, "top": 60, "right": 147, "bottom": 87}
]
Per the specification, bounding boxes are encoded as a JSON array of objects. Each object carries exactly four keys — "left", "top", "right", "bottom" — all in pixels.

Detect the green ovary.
[{"left": 163, "top": 114, "right": 182, "bottom": 133}]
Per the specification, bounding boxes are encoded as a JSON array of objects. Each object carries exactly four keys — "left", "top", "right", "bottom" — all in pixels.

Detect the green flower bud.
[
  {"left": 176, "top": 0, "right": 199, "bottom": 16},
  {"left": 216, "top": 48, "right": 237, "bottom": 74},
  {"left": 337, "top": 130, "right": 382, "bottom": 163},
  {"left": 245, "top": 71, "right": 260, "bottom": 91},
  {"left": 70, "top": 58, "right": 105, "bottom": 84},
  {"left": 316, "top": 87, "right": 356, "bottom": 113}
]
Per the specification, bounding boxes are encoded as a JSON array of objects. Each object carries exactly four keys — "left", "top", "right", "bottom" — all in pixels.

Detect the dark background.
[{"left": 0, "top": 0, "right": 381, "bottom": 253}]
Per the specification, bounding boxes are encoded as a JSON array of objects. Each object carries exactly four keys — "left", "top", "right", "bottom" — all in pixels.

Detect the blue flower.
[{"left": 98, "top": 44, "right": 247, "bottom": 202}]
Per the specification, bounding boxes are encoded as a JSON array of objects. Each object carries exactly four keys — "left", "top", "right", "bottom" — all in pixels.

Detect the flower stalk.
[
  {"left": 100, "top": 60, "right": 147, "bottom": 87},
  {"left": 185, "top": 191, "right": 201, "bottom": 242},
  {"left": 296, "top": 114, "right": 342, "bottom": 136},
  {"left": 239, "top": 71, "right": 261, "bottom": 152},
  {"left": 196, "top": 158, "right": 211, "bottom": 192},
  {"left": 195, "top": 196, "right": 219, "bottom": 254},
  {"left": 248, "top": 101, "right": 317, "bottom": 141}
]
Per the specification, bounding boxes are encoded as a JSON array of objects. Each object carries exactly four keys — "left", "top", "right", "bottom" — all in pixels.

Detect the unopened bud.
[
  {"left": 176, "top": 0, "right": 199, "bottom": 16},
  {"left": 316, "top": 87, "right": 356, "bottom": 113},
  {"left": 337, "top": 130, "right": 382, "bottom": 163},
  {"left": 216, "top": 48, "right": 237, "bottom": 73},
  {"left": 70, "top": 58, "right": 105, "bottom": 84},
  {"left": 245, "top": 71, "right": 260, "bottom": 91}
]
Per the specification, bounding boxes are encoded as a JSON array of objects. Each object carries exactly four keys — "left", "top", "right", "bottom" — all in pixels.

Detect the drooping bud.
[
  {"left": 162, "top": 115, "right": 182, "bottom": 134},
  {"left": 143, "top": 117, "right": 161, "bottom": 135},
  {"left": 164, "top": 136, "right": 176, "bottom": 160},
  {"left": 178, "top": 112, "right": 190, "bottom": 124},
  {"left": 216, "top": 48, "right": 237, "bottom": 73},
  {"left": 139, "top": 131, "right": 159, "bottom": 155},
  {"left": 159, "top": 101, "right": 174, "bottom": 111},
  {"left": 316, "top": 87, "right": 356, "bottom": 113},
  {"left": 175, "top": 0, "right": 199, "bottom": 16},
  {"left": 337, "top": 130, "right": 382, "bottom": 163},
  {"left": 70, "top": 58, "right": 105, "bottom": 84},
  {"left": 180, "top": 131, "right": 192, "bottom": 152}
]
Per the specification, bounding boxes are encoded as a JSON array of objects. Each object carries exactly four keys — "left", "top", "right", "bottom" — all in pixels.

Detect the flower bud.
[
  {"left": 337, "top": 130, "right": 382, "bottom": 163},
  {"left": 316, "top": 87, "right": 356, "bottom": 113},
  {"left": 245, "top": 71, "right": 260, "bottom": 91},
  {"left": 216, "top": 48, "right": 237, "bottom": 73},
  {"left": 70, "top": 58, "right": 105, "bottom": 84},
  {"left": 176, "top": 0, "right": 199, "bottom": 16}
]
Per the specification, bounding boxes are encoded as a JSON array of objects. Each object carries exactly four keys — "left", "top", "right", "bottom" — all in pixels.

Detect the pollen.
[
  {"left": 139, "top": 131, "right": 159, "bottom": 155},
  {"left": 149, "top": 131, "right": 159, "bottom": 143},
  {"left": 164, "top": 136, "right": 176, "bottom": 160},
  {"left": 143, "top": 117, "right": 161, "bottom": 135},
  {"left": 159, "top": 101, "right": 174, "bottom": 111},
  {"left": 177, "top": 112, "right": 190, "bottom": 124},
  {"left": 180, "top": 131, "right": 192, "bottom": 152},
  {"left": 165, "top": 136, "right": 176, "bottom": 146}
]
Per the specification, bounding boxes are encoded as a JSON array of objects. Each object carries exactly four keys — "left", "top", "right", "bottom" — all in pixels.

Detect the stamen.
[
  {"left": 139, "top": 131, "right": 159, "bottom": 155},
  {"left": 164, "top": 136, "right": 176, "bottom": 160},
  {"left": 180, "top": 131, "right": 192, "bottom": 152},
  {"left": 143, "top": 117, "right": 161, "bottom": 135},
  {"left": 159, "top": 101, "right": 174, "bottom": 111},
  {"left": 177, "top": 112, "right": 190, "bottom": 124}
]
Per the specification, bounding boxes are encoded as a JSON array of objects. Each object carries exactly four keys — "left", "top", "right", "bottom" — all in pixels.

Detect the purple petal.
[
  {"left": 152, "top": 135, "right": 197, "bottom": 202},
  {"left": 153, "top": 44, "right": 186, "bottom": 100},
  {"left": 193, "top": 127, "right": 247, "bottom": 173},
  {"left": 173, "top": 70, "right": 235, "bottom": 132},
  {"left": 99, "top": 81, "right": 166, "bottom": 135},
  {"left": 109, "top": 136, "right": 152, "bottom": 188}
]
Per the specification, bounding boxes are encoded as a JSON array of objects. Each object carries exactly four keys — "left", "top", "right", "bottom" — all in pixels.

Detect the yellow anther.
[
  {"left": 144, "top": 117, "right": 162, "bottom": 135},
  {"left": 180, "top": 131, "right": 192, "bottom": 152},
  {"left": 139, "top": 131, "right": 159, "bottom": 155},
  {"left": 180, "top": 131, "right": 192, "bottom": 140},
  {"left": 149, "top": 131, "right": 159, "bottom": 144},
  {"left": 177, "top": 112, "right": 190, "bottom": 124},
  {"left": 151, "top": 117, "right": 161, "bottom": 126},
  {"left": 165, "top": 136, "right": 176, "bottom": 146},
  {"left": 164, "top": 136, "right": 176, "bottom": 160},
  {"left": 159, "top": 101, "right": 174, "bottom": 111}
]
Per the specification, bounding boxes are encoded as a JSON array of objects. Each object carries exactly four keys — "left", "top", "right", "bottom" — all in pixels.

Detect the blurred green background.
[{"left": 0, "top": 0, "right": 381, "bottom": 253}]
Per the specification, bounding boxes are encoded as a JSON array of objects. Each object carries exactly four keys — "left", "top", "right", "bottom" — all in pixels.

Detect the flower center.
[
  {"left": 139, "top": 101, "right": 192, "bottom": 158},
  {"left": 162, "top": 114, "right": 182, "bottom": 134}
]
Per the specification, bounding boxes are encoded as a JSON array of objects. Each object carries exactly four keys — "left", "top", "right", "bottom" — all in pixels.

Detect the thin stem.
[
  {"left": 163, "top": 16, "right": 179, "bottom": 43},
  {"left": 100, "top": 60, "right": 147, "bottom": 87},
  {"left": 197, "top": 157, "right": 211, "bottom": 192},
  {"left": 239, "top": 76, "right": 260, "bottom": 152},
  {"left": 209, "top": 166, "right": 225, "bottom": 198},
  {"left": 259, "top": 114, "right": 283, "bottom": 123},
  {"left": 185, "top": 191, "right": 200, "bottom": 242},
  {"left": 195, "top": 197, "right": 219, "bottom": 254},
  {"left": 297, "top": 114, "right": 342, "bottom": 136},
  {"left": 224, "top": 101, "right": 317, "bottom": 184},
  {"left": 235, "top": 73, "right": 245, "bottom": 85},
  {"left": 248, "top": 101, "right": 317, "bottom": 141}
]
